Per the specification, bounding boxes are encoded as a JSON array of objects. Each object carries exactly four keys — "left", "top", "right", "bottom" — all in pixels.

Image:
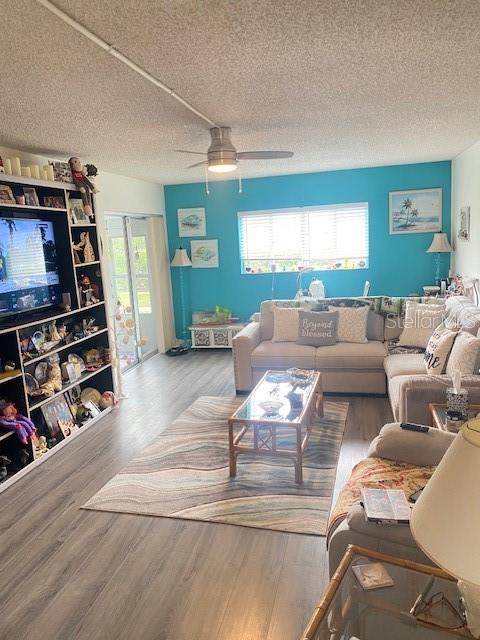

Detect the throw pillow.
[
  {"left": 297, "top": 310, "right": 338, "bottom": 346},
  {"left": 446, "top": 331, "right": 480, "bottom": 377},
  {"left": 329, "top": 305, "right": 369, "bottom": 343},
  {"left": 397, "top": 301, "right": 445, "bottom": 348},
  {"left": 423, "top": 325, "right": 458, "bottom": 375},
  {"left": 272, "top": 307, "right": 299, "bottom": 342}
]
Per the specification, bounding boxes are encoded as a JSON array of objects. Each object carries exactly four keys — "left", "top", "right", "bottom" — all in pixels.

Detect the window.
[{"left": 238, "top": 203, "right": 369, "bottom": 273}]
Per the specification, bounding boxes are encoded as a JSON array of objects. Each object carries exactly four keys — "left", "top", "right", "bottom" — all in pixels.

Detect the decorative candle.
[
  {"left": 11, "top": 157, "right": 21, "bottom": 176},
  {"left": 30, "top": 165, "right": 40, "bottom": 179},
  {"left": 46, "top": 165, "right": 55, "bottom": 181},
  {"left": 21, "top": 167, "right": 31, "bottom": 178},
  {"left": 42, "top": 170, "right": 48, "bottom": 180},
  {"left": 3, "top": 159, "right": 12, "bottom": 174}
]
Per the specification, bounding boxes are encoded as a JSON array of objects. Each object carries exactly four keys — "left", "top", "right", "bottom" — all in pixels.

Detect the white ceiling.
[{"left": 1, "top": 0, "right": 480, "bottom": 184}]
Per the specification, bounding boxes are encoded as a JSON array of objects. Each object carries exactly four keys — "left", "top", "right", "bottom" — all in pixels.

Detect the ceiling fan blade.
[
  {"left": 186, "top": 160, "right": 208, "bottom": 169},
  {"left": 175, "top": 150, "right": 207, "bottom": 156},
  {"left": 237, "top": 151, "right": 294, "bottom": 160}
]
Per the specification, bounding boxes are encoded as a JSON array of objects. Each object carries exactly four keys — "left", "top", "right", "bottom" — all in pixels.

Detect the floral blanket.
[{"left": 327, "top": 457, "right": 436, "bottom": 543}]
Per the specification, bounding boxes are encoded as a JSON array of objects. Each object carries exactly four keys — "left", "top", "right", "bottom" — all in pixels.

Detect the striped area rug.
[{"left": 83, "top": 396, "right": 348, "bottom": 535}]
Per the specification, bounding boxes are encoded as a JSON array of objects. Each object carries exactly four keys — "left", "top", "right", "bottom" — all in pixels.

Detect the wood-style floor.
[{"left": 0, "top": 351, "right": 393, "bottom": 640}]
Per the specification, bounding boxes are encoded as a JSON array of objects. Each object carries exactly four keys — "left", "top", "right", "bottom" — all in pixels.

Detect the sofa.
[
  {"left": 327, "top": 422, "right": 455, "bottom": 576},
  {"left": 232, "top": 295, "right": 480, "bottom": 424}
]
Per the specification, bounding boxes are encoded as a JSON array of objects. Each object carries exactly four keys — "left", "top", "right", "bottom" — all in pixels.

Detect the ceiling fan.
[{"left": 177, "top": 126, "right": 293, "bottom": 173}]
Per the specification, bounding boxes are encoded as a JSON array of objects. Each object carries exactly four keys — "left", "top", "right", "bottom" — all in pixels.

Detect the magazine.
[{"left": 361, "top": 488, "right": 411, "bottom": 524}]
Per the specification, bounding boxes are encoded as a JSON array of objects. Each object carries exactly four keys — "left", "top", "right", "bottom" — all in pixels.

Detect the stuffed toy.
[
  {"left": 68, "top": 157, "right": 98, "bottom": 219},
  {"left": 30, "top": 362, "right": 62, "bottom": 397},
  {"left": 0, "top": 401, "right": 36, "bottom": 444}
]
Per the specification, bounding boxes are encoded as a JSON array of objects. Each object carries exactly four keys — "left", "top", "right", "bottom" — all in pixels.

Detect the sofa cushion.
[
  {"left": 424, "top": 325, "right": 457, "bottom": 375},
  {"left": 388, "top": 375, "right": 410, "bottom": 420},
  {"left": 327, "top": 456, "right": 435, "bottom": 543},
  {"left": 445, "top": 296, "right": 480, "bottom": 335},
  {"left": 272, "top": 307, "right": 299, "bottom": 342},
  {"left": 329, "top": 305, "right": 369, "bottom": 343},
  {"left": 367, "top": 311, "right": 385, "bottom": 341},
  {"left": 297, "top": 310, "right": 338, "bottom": 346},
  {"left": 446, "top": 331, "right": 480, "bottom": 376},
  {"left": 384, "top": 353, "right": 427, "bottom": 379},
  {"left": 251, "top": 340, "right": 316, "bottom": 369},
  {"left": 398, "top": 301, "right": 445, "bottom": 348},
  {"left": 314, "top": 340, "right": 388, "bottom": 370}
]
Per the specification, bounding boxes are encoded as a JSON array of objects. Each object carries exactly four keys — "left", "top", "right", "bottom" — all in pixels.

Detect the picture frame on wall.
[
  {"left": 178, "top": 208, "right": 206, "bottom": 237},
  {"left": 458, "top": 206, "right": 470, "bottom": 241},
  {"left": 191, "top": 239, "right": 219, "bottom": 268},
  {"left": 389, "top": 188, "right": 442, "bottom": 235},
  {"left": 0, "top": 184, "right": 16, "bottom": 204}
]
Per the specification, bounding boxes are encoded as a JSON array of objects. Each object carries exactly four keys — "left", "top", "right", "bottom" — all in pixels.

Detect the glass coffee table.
[
  {"left": 228, "top": 370, "right": 323, "bottom": 484},
  {"left": 302, "top": 545, "right": 471, "bottom": 639},
  {"left": 429, "top": 404, "right": 480, "bottom": 432}
]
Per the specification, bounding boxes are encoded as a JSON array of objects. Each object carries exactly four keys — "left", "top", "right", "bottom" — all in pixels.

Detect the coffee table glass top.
[{"left": 231, "top": 370, "right": 318, "bottom": 424}]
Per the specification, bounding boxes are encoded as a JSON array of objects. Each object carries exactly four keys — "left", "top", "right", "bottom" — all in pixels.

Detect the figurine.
[
  {"left": 30, "top": 362, "right": 62, "bottom": 397},
  {"left": 0, "top": 455, "right": 10, "bottom": 481},
  {"left": 68, "top": 157, "right": 98, "bottom": 219},
  {"left": 38, "top": 436, "right": 48, "bottom": 455},
  {"left": 0, "top": 401, "right": 36, "bottom": 444},
  {"left": 72, "top": 238, "right": 83, "bottom": 264},
  {"left": 80, "top": 231, "right": 95, "bottom": 263},
  {"left": 79, "top": 274, "right": 100, "bottom": 306},
  {"left": 57, "top": 322, "right": 67, "bottom": 340},
  {"left": 99, "top": 391, "right": 118, "bottom": 410},
  {"left": 49, "top": 321, "right": 61, "bottom": 342}
]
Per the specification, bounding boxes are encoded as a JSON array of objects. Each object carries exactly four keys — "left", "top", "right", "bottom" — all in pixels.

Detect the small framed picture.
[
  {"left": 43, "top": 195, "right": 65, "bottom": 209},
  {"left": 178, "top": 208, "right": 207, "bottom": 237},
  {"left": 23, "top": 187, "right": 40, "bottom": 207},
  {"left": 50, "top": 161, "right": 73, "bottom": 183},
  {"left": 191, "top": 239, "right": 219, "bottom": 268},
  {"left": 69, "top": 198, "right": 89, "bottom": 224},
  {"left": 83, "top": 400, "right": 100, "bottom": 417},
  {"left": 0, "top": 184, "right": 15, "bottom": 204},
  {"left": 58, "top": 419, "right": 79, "bottom": 438},
  {"left": 458, "top": 206, "right": 470, "bottom": 241}
]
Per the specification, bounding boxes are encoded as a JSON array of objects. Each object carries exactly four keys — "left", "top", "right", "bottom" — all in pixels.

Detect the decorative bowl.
[{"left": 258, "top": 400, "right": 283, "bottom": 416}]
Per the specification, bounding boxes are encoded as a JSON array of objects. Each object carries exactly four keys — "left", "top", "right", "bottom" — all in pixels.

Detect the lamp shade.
[
  {"left": 426, "top": 232, "right": 453, "bottom": 253},
  {"left": 170, "top": 247, "right": 192, "bottom": 267},
  {"left": 411, "top": 419, "right": 480, "bottom": 585}
]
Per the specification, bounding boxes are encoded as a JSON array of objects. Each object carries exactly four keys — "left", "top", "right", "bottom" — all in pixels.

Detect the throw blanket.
[{"left": 327, "top": 457, "right": 436, "bottom": 543}]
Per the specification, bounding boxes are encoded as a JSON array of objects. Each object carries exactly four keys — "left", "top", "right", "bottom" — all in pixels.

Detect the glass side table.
[
  {"left": 302, "top": 545, "right": 472, "bottom": 639},
  {"left": 429, "top": 404, "right": 480, "bottom": 432}
]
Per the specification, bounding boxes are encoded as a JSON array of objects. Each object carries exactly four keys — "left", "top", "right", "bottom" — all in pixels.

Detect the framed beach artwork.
[
  {"left": 389, "top": 188, "right": 442, "bottom": 235},
  {"left": 178, "top": 207, "right": 206, "bottom": 237},
  {"left": 191, "top": 239, "right": 219, "bottom": 268}
]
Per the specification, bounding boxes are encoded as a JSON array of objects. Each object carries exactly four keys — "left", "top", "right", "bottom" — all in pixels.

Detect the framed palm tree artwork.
[{"left": 389, "top": 188, "right": 442, "bottom": 234}]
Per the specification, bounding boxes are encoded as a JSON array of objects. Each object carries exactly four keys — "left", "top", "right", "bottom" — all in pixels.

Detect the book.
[
  {"left": 361, "top": 488, "right": 411, "bottom": 524},
  {"left": 352, "top": 562, "right": 394, "bottom": 590}
]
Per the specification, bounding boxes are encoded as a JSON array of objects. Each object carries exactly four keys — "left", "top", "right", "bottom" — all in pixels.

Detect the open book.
[{"left": 361, "top": 488, "right": 411, "bottom": 524}]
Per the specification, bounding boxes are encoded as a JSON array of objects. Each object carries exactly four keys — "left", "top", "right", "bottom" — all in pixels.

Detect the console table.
[{"left": 189, "top": 323, "right": 244, "bottom": 349}]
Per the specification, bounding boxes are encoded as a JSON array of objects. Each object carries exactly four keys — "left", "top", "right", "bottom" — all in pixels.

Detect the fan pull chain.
[
  {"left": 204, "top": 166, "right": 210, "bottom": 195},
  {"left": 238, "top": 165, "right": 243, "bottom": 193}
]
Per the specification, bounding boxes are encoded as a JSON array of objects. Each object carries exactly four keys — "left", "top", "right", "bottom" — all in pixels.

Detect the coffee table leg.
[
  {"left": 228, "top": 421, "right": 237, "bottom": 477},
  {"left": 296, "top": 426, "right": 303, "bottom": 484},
  {"left": 316, "top": 378, "right": 324, "bottom": 418}
]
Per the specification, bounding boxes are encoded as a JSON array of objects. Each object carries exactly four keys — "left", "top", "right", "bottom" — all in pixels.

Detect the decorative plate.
[
  {"left": 68, "top": 353, "right": 86, "bottom": 372},
  {"left": 34, "top": 362, "right": 48, "bottom": 384},
  {"left": 25, "top": 373, "right": 39, "bottom": 394},
  {"left": 265, "top": 372, "right": 292, "bottom": 384},
  {"left": 80, "top": 387, "right": 101, "bottom": 405},
  {"left": 258, "top": 400, "right": 283, "bottom": 416}
]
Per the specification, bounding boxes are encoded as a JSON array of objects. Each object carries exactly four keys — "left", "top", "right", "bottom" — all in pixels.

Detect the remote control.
[{"left": 400, "top": 422, "right": 429, "bottom": 433}]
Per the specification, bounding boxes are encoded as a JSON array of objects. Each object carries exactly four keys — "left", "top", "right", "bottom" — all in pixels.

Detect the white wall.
[
  {"left": 451, "top": 140, "right": 480, "bottom": 282},
  {"left": 0, "top": 144, "right": 176, "bottom": 350}
]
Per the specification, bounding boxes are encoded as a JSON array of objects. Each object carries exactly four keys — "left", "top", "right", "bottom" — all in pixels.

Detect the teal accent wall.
[{"left": 165, "top": 161, "right": 451, "bottom": 337}]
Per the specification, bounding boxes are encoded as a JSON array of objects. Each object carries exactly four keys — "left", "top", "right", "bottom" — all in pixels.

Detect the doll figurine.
[
  {"left": 0, "top": 401, "right": 36, "bottom": 444},
  {"left": 30, "top": 362, "right": 62, "bottom": 397},
  {"left": 69, "top": 157, "right": 98, "bottom": 219}
]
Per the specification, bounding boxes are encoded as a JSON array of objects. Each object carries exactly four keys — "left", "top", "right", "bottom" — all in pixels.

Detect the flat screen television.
[{"left": 0, "top": 217, "right": 61, "bottom": 318}]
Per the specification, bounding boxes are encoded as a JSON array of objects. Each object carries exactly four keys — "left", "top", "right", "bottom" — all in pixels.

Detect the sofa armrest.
[
  {"left": 232, "top": 322, "right": 261, "bottom": 392},
  {"left": 396, "top": 374, "right": 480, "bottom": 425},
  {"left": 367, "top": 422, "right": 455, "bottom": 467}
]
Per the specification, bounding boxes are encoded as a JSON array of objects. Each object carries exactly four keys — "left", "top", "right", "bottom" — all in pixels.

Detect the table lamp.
[
  {"left": 426, "top": 232, "right": 452, "bottom": 285},
  {"left": 170, "top": 247, "right": 192, "bottom": 349},
  {"left": 411, "top": 418, "right": 480, "bottom": 637}
]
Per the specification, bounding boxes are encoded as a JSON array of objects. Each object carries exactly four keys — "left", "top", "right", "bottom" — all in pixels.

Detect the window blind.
[{"left": 238, "top": 203, "right": 369, "bottom": 272}]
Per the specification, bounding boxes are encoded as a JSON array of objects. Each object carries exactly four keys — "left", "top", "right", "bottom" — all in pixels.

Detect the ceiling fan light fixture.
[{"left": 207, "top": 160, "right": 238, "bottom": 173}]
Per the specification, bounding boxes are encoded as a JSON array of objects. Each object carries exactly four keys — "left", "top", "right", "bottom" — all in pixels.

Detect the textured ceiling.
[{"left": 1, "top": 0, "right": 480, "bottom": 184}]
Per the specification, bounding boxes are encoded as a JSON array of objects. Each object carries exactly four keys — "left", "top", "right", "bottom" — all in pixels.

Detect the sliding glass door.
[{"left": 105, "top": 215, "right": 157, "bottom": 371}]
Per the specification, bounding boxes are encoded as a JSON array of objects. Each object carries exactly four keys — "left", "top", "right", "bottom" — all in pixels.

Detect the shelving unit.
[{"left": 0, "top": 171, "right": 115, "bottom": 490}]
